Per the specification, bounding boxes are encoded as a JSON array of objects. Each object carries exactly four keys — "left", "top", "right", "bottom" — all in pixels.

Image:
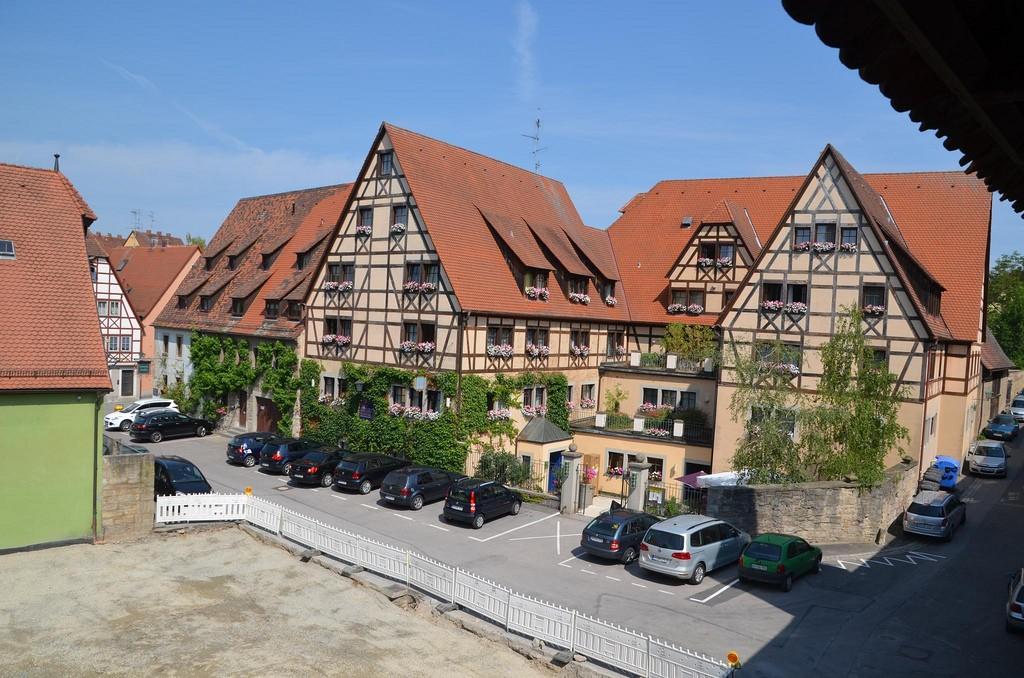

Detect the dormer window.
[
  {"left": 699, "top": 243, "right": 716, "bottom": 260},
  {"left": 287, "top": 301, "right": 302, "bottom": 321},
  {"left": 681, "top": 216, "right": 693, "bottom": 229},
  {"left": 0, "top": 239, "right": 14, "bottom": 259},
  {"left": 296, "top": 252, "right": 310, "bottom": 270},
  {"left": 524, "top": 269, "right": 548, "bottom": 290},
  {"left": 261, "top": 252, "right": 276, "bottom": 270},
  {"left": 228, "top": 255, "right": 239, "bottom": 270},
  {"left": 230, "top": 298, "right": 246, "bottom": 317},
  {"left": 177, "top": 295, "right": 188, "bottom": 309},
  {"left": 358, "top": 207, "right": 373, "bottom": 229},
  {"left": 264, "top": 300, "right": 279, "bottom": 319},
  {"left": 601, "top": 280, "right": 615, "bottom": 299},
  {"left": 568, "top": 277, "right": 588, "bottom": 295},
  {"left": 379, "top": 151, "right": 394, "bottom": 176},
  {"left": 200, "top": 296, "right": 212, "bottom": 312}
]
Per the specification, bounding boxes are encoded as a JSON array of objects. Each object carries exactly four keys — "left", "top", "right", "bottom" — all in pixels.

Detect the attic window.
[
  {"left": 177, "top": 295, "right": 188, "bottom": 309},
  {"left": 296, "top": 252, "right": 310, "bottom": 270},
  {"left": 379, "top": 151, "right": 394, "bottom": 176},
  {"left": 261, "top": 252, "right": 277, "bottom": 271},
  {"left": 0, "top": 239, "right": 15, "bottom": 259},
  {"left": 681, "top": 216, "right": 693, "bottom": 229},
  {"left": 228, "top": 255, "right": 239, "bottom": 270}
]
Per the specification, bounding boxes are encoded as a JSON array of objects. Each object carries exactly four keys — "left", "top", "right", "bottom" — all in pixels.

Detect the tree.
[
  {"left": 728, "top": 340, "right": 805, "bottom": 483},
  {"left": 660, "top": 324, "right": 720, "bottom": 366},
  {"left": 185, "top": 233, "right": 206, "bottom": 250},
  {"left": 799, "top": 308, "right": 909, "bottom": 487},
  {"left": 988, "top": 251, "right": 1024, "bottom": 367},
  {"left": 473, "top": 445, "right": 531, "bottom": 487}
]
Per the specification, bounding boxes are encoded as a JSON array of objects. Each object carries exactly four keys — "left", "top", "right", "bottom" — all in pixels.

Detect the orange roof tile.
[
  {"left": 479, "top": 208, "right": 554, "bottom": 271},
  {"left": 106, "top": 245, "right": 200, "bottom": 318},
  {"left": 0, "top": 163, "right": 110, "bottom": 391},
  {"left": 385, "top": 123, "right": 632, "bottom": 323},
  {"left": 158, "top": 183, "right": 353, "bottom": 340},
  {"left": 128, "top": 229, "right": 184, "bottom": 247},
  {"left": 981, "top": 329, "right": 1015, "bottom": 371},
  {"left": 609, "top": 159, "right": 990, "bottom": 341}
]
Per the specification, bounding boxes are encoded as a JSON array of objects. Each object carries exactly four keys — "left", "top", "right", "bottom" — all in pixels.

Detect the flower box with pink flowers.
[
  {"left": 715, "top": 257, "right": 733, "bottom": 270},
  {"left": 569, "top": 344, "right": 590, "bottom": 358},
  {"left": 355, "top": 224, "right": 372, "bottom": 236},
  {"left": 580, "top": 398, "right": 596, "bottom": 409},
  {"left": 416, "top": 341, "right": 435, "bottom": 354},
  {"left": 697, "top": 257, "right": 715, "bottom": 268},
  {"left": 667, "top": 303, "right": 686, "bottom": 314},
  {"left": 487, "top": 408, "right": 512, "bottom": 421},
  {"left": 863, "top": 304, "right": 886, "bottom": 317},
  {"left": 604, "top": 295, "right": 617, "bottom": 307},
  {"left": 687, "top": 303, "right": 704, "bottom": 315},
  {"left": 398, "top": 341, "right": 417, "bottom": 354},
  {"left": 760, "top": 299, "right": 785, "bottom": 313},
  {"left": 390, "top": 222, "right": 407, "bottom": 235},
  {"left": 568, "top": 292, "right": 591, "bottom": 305},
  {"left": 486, "top": 343, "right": 514, "bottom": 359},
  {"left": 525, "top": 286, "right": 549, "bottom": 301},
  {"left": 525, "top": 343, "right": 550, "bottom": 359},
  {"left": 522, "top": 404, "right": 548, "bottom": 418}
]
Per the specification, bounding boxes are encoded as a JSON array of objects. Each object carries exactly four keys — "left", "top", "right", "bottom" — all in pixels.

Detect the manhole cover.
[{"left": 275, "top": 485, "right": 291, "bottom": 492}]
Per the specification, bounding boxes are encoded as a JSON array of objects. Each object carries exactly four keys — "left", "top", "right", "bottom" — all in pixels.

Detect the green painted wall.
[{"left": 0, "top": 391, "right": 103, "bottom": 550}]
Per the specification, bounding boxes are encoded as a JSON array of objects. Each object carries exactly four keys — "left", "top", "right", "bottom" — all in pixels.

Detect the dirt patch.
[{"left": 0, "top": 527, "right": 549, "bottom": 677}]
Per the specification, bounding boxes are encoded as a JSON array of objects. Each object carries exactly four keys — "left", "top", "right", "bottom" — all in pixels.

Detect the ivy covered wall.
[{"left": 299, "top": 361, "right": 570, "bottom": 473}]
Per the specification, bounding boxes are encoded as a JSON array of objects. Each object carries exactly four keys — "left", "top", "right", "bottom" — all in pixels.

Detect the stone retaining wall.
[
  {"left": 102, "top": 452, "right": 154, "bottom": 542},
  {"left": 705, "top": 461, "right": 918, "bottom": 544}
]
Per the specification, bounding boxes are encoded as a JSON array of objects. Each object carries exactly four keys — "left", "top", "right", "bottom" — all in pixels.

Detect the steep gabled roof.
[
  {"left": 981, "top": 329, "right": 1016, "bottom": 372},
  {"left": 0, "top": 163, "right": 110, "bottom": 391},
  {"left": 384, "top": 123, "right": 632, "bottom": 322},
  {"left": 158, "top": 183, "right": 353, "bottom": 340},
  {"left": 106, "top": 245, "right": 200, "bottom": 318},
  {"left": 478, "top": 208, "right": 553, "bottom": 270},
  {"left": 610, "top": 152, "right": 989, "bottom": 341},
  {"left": 699, "top": 199, "right": 763, "bottom": 257}
]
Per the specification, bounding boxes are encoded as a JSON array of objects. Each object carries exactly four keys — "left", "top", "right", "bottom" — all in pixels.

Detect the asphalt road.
[{"left": 120, "top": 429, "right": 1024, "bottom": 676}]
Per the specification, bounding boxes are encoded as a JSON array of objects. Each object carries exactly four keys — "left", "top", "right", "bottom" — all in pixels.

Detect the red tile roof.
[
  {"left": 385, "top": 123, "right": 632, "bottom": 322},
  {"left": 981, "top": 328, "right": 1016, "bottom": 371},
  {"left": 105, "top": 245, "right": 200, "bottom": 318},
  {"left": 89, "top": 232, "right": 127, "bottom": 252},
  {"left": 0, "top": 163, "right": 110, "bottom": 391},
  {"left": 128, "top": 229, "right": 185, "bottom": 247},
  {"left": 157, "top": 183, "right": 353, "bottom": 340},
  {"left": 609, "top": 156, "right": 990, "bottom": 341}
]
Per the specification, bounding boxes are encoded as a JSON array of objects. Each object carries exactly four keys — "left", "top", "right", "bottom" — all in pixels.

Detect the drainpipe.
[{"left": 91, "top": 391, "right": 101, "bottom": 543}]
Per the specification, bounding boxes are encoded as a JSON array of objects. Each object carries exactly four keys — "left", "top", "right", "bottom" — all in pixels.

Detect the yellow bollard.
[
  {"left": 727, "top": 651, "right": 742, "bottom": 669},
  {"left": 244, "top": 486, "right": 253, "bottom": 496}
]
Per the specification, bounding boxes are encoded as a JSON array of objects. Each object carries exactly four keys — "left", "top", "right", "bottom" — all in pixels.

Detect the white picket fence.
[{"left": 155, "top": 494, "right": 733, "bottom": 678}]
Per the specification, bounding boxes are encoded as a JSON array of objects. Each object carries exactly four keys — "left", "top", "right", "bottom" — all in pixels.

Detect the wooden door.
[{"left": 256, "top": 396, "right": 280, "bottom": 433}]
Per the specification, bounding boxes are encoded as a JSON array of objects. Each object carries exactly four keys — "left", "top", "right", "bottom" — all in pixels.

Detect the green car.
[{"left": 738, "top": 533, "right": 822, "bottom": 592}]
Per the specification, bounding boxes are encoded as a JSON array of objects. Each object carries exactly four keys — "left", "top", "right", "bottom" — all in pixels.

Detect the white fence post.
[
  {"left": 570, "top": 610, "right": 576, "bottom": 653},
  {"left": 451, "top": 567, "right": 458, "bottom": 603}
]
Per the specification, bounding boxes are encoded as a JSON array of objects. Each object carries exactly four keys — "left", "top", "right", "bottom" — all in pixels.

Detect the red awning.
[{"left": 675, "top": 470, "right": 707, "bottom": 489}]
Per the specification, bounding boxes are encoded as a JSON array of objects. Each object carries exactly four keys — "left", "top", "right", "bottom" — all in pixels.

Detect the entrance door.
[
  {"left": 120, "top": 369, "right": 135, "bottom": 398},
  {"left": 256, "top": 396, "right": 280, "bottom": 433},
  {"left": 547, "top": 450, "right": 563, "bottom": 493},
  {"left": 237, "top": 391, "right": 248, "bottom": 428}
]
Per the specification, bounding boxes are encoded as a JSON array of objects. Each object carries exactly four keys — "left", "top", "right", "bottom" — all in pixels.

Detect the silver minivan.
[
  {"left": 639, "top": 515, "right": 750, "bottom": 584},
  {"left": 902, "top": 490, "right": 966, "bottom": 540}
]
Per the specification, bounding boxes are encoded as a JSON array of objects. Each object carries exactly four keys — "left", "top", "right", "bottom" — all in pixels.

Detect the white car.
[
  {"left": 965, "top": 440, "right": 1009, "bottom": 477},
  {"left": 1008, "top": 397, "right": 1024, "bottom": 423},
  {"left": 104, "top": 398, "right": 178, "bottom": 431}
]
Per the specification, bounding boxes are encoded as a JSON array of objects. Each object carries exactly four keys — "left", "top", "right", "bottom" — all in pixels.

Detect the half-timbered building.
[
  {"left": 156, "top": 183, "right": 352, "bottom": 432},
  {"left": 87, "top": 235, "right": 142, "bottom": 403},
  {"left": 713, "top": 146, "right": 990, "bottom": 473}
]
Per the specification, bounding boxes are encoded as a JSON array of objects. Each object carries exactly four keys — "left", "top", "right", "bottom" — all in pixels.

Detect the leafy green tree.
[
  {"left": 799, "top": 308, "right": 909, "bottom": 486},
  {"left": 660, "top": 323, "right": 720, "bottom": 366},
  {"left": 473, "top": 445, "right": 531, "bottom": 487},
  {"left": 728, "top": 340, "right": 804, "bottom": 483},
  {"left": 185, "top": 233, "right": 206, "bottom": 250},
  {"left": 988, "top": 251, "right": 1024, "bottom": 367}
]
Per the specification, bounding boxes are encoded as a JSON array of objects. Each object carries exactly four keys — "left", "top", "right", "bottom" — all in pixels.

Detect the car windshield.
[
  {"left": 303, "top": 451, "right": 328, "bottom": 463},
  {"left": 644, "top": 529, "right": 685, "bottom": 550},
  {"left": 977, "top": 445, "right": 1005, "bottom": 458},
  {"left": 166, "top": 463, "right": 204, "bottom": 483},
  {"left": 908, "top": 502, "right": 945, "bottom": 518},
  {"left": 586, "top": 518, "right": 622, "bottom": 536},
  {"left": 121, "top": 403, "right": 140, "bottom": 413},
  {"left": 338, "top": 460, "right": 363, "bottom": 472},
  {"left": 1014, "top": 400, "right": 1024, "bottom": 409},
  {"left": 745, "top": 542, "right": 782, "bottom": 561},
  {"left": 262, "top": 442, "right": 283, "bottom": 453},
  {"left": 448, "top": 487, "right": 471, "bottom": 502},
  {"left": 993, "top": 415, "right": 1015, "bottom": 425}
]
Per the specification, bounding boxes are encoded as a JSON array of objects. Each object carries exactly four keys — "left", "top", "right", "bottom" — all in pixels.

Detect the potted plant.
[
  {"left": 686, "top": 303, "right": 704, "bottom": 315},
  {"left": 486, "top": 343, "right": 514, "bottom": 359},
  {"left": 418, "top": 281, "right": 437, "bottom": 294},
  {"left": 569, "top": 292, "right": 591, "bottom": 305},
  {"left": 355, "top": 224, "right": 372, "bottom": 236},
  {"left": 667, "top": 303, "right": 686, "bottom": 314},
  {"left": 569, "top": 343, "right": 590, "bottom": 358},
  {"left": 580, "top": 398, "right": 596, "bottom": 409},
  {"left": 793, "top": 241, "right": 811, "bottom": 252},
  {"left": 784, "top": 301, "right": 808, "bottom": 315},
  {"left": 388, "top": 403, "right": 406, "bottom": 416},
  {"left": 487, "top": 408, "right": 512, "bottom": 421},
  {"left": 525, "top": 286, "right": 550, "bottom": 301},
  {"left": 334, "top": 335, "right": 351, "bottom": 347},
  {"left": 323, "top": 281, "right": 340, "bottom": 292},
  {"left": 390, "top": 222, "right": 407, "bottom": 236},
  {"left": 811, "top": 241, "right": 836, "bottom": 254},
  {"left": 697, "top": 257, "right": 715, "bottom": 268},
  {"left": 338, "top": 280, "right": 354, "bottom": 292},
  {"left": 760, "top": 299, "right": 785, "bottom": 313},
  {"left": 416, "top": 341, "right": 436, "bottom": 354},
  {"left": 321, "top": 334, "right": 337, "bottom": 345},
  {"left": 604, "top": 295, "right": 617, "bottom": 306},
  {"left": 398, "top": 340, "right": 417, "bottom": 354},
  {"left": 863, "top": 304, "right": 886, "bottom": 316},
  {"left": 525, "top": 343, "right": 550, "bottom": 358},
  {"left": 839, "top": 242, "right": 857, "bottom": 253},
  {"left": 715, "top": 257, "right": 733, "bottom": 270},
  {"left": 403, "top": 281, "right": 422, "bottom": 294}
]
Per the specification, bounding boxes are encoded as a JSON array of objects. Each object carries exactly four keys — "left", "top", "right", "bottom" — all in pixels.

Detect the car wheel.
[
  {"left": 782, "top": 575, "right": 793, "bottom": 592},
  {"left": 321, "top": 473, "right": 333, "bottom": 487},
  {"left": 411, "top": 494, "right": 425, "bottom": 511},
  {"left": 472, "top": 514, "right": 485, "bottom": 529},
  {"left": 814, "top": 556, "right": 822, "bottom": 574},
  {"left": 359, "top": 480, "right": 372, "bottom": 495},
  {"left": 196, "top": 425, "right": 207, "bottom": 437},
  {"left": 150, "top": 431, "right": 163, "bottom": 443},
  {"left": 621, "top": 546, "right": 638, "bottom": 564},
  {"left": 243, "top": 454, "right": 256, "bottom": 468},
  {"left": 119, "top": 420, "right": 131, "bottom": 432},
  {"left": 511, "top": 501, "right": 522, "bottom": 516},
  {"left": 282, "top": 462, "right": 292, "bottom": 476},
  {"left": 689, "top": 563, "right": 706, "bottom": 585}
]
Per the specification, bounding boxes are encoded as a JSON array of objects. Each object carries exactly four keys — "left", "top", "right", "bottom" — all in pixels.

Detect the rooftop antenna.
[
  {"left": 147, "top": 211, "right": 155, "bottom": 229},
  {"left": 130, "top": 209, "right": 141, "bottom": 229},
  {"left": 520, "top": 111, "right": 547, "bottom": 173},
  {"left": 53, "top": 153, "right": 60, "bottom": 172}
]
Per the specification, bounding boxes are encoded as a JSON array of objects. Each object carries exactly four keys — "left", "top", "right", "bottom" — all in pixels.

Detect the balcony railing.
[
  {"left": 569, "top": 410, "right": 714, "bottom": 446},
  {"left": 601, "top": 351, "right": 716, "bottom": 375}
]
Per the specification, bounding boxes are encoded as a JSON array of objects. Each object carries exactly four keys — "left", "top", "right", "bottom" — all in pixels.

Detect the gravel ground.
[{"left": 0, "top": 527, "right": 549, "bottom": 677}]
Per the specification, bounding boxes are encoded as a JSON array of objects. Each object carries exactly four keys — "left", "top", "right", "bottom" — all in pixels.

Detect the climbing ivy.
[
  {"left": 298, "top": 362, "right": 571, "bottom": 473},
  {"left": 255, "top": 341, "right": 303, "bottom": 436},
  {"left": 185, "top": 333, "right": 256, "bottom": 420}
]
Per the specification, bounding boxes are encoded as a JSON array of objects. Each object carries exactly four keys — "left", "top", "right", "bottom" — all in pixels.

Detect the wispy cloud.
[
  {"left": 0, "top": 139, "right": 358, "bottom": 236},
  {"left": 100, "top": 58, "right": 255, "bottom": 152},
  {"left": 513, "top": 1, "right": 539, "bottom": 101}
]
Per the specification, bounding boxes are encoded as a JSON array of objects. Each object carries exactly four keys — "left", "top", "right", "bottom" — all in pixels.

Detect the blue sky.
[{"left": 0, "top": 1, "right": 1018, "bottom": 259}]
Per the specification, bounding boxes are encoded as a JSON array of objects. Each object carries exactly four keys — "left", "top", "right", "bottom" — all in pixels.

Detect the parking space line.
[
  {"left": 605, "top": 575, "right": 621, "bottom": 581},
  {"left": 581, "top": 569, "right": 598, "bottom": 576},
  {"left": 558, "top": 556, "right": 577, "bottom": 569},
  {"left": 631, "top": 582, "right": 647, "bottom": 589},
  {"left": 392, "top": 513, "right": 413, "bottom": 521},
  {"left": 360, "top": 503, "right": 380, "bottom": 511},
  {"left": 311, "top": 489, "right": 319, "bottom": 492},
  {"left": 427, "top": 524, "right": 449, "bottom": 532},
  {"left": 508, "top": 533, "right": 583, "bottom": 541},
  {"left": 689, "top": 578, "right": 739, "bottom": 604},
  {"left": 468, "top": 512, "right": 558, "bottom": 542},
  {"left": 657, "top": 589, "right": 676, "bottom": 596},
  {"left": 330, "top": 495, "right": 347, "bottom": 501},
  {"left": 556, "top": 520, "right": 560, "bottom": 556}
]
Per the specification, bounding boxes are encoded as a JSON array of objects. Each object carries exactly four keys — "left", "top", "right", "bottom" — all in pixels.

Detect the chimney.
[{"left": 53, "top": 154, "right": 60, "bottom": 172}]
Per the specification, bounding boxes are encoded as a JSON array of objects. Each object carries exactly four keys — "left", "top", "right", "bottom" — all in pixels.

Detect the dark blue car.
[{"left": 984, "top": 414, "right": 1018, "bottom": 441}]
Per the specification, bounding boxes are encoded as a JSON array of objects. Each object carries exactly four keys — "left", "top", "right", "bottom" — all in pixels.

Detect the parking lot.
[{"left": 120, "top": 430, "right": 1024, "bottom": 676}]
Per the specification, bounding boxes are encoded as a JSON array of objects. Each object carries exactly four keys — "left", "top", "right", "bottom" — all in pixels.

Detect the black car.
[
  {"left": 580, "top": 509, "right": 661, "bottom": 563},
  {"left": 130, "top": 410, "right": 215, "bottom": 443},
  {"left": 289, "top": 449, "right": 352, "bottom": 487},
  {"left": 258, "top": 438, "right": 326, "bottom": 475},
  {"left": 380, "top": 466, "right": 466, "bottom": 510},
  {"left": 443, "top": 479, "right": 522, "bottom": 529},
  {"left": 332, "top": 453, "right": 410, "bottom": 494},
  {"left": 226, "top": 432, "right": 277, "bottom": 467},
  {"left": 154, "top": 455, "right": 212, "bottom": 498}
]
